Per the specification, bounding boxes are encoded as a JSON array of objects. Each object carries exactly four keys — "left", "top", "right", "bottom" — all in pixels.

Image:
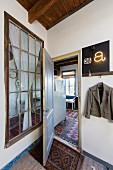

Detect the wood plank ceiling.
[{"left": 17, "top": 0, "right": 94, "bottom": 30}]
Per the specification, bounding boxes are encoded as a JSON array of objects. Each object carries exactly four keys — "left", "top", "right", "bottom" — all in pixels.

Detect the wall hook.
[{"left": 89, "top": 70, "right": 91, "bottom": 76}]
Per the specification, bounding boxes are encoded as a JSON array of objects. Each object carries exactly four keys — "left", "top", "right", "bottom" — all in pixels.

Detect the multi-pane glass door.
[{"left": 5, "top": 13, "right": 44, "bottom": 146}]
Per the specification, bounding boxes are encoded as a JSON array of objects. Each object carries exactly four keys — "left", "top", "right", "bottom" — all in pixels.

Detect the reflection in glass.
[
  {"left": 21, "top": 113, "right": 28, "bottom": 132},
  {"left": 9, "top": 70, "right": 19, "bottom": 92},
  {"left": 9, "top": 47, "right": 19, "bottom": 70},
  {"left": 20, "top": 92, "right": 28, "bottom": 113},
  {"left": 29, "top": 36, "right": 35, "bottom": 55},
  {"left": 29, "top": 91, "right": 36, "bottom": 111},
  {"left": 9, "top": 93, "right": 19, "bottom": 117},
  {"left": 36, "top": 108, "right": 41, "bottom": 124},
  {"left": 36, "top": 40, "right": 41, "bottom": 57},
  {"left": 29, "top": 72, "right": 35, "bottom": 90},
  {"left": 21, "top": 30, "right": 28, "bottom": 51},
  {"left": 29, "top": 54, "right": 35, "bottom": 72},
  {"left": 9, "top": 115, "right": 19, "bottom": 139},
  {"left": 36, "top": 91, "right": 41, "bottom": 108},
  {"left": 36, "top": 74, "right": 41, "bottom": 90},
  {"left": 21, "top": 72, "right": 28, "bottom": 91},
  {"left": 21, "top": 110, "right": 32, "bottom": 131},
  {"left": 36, "top": 58, "right": 41, "bottom": 74},
  {"left": 21, "top": 51, "right": 28, "bottom": 71},
  {"left": 31, "top": 109, "right": 36, "bottom": 126},
  {"left": 7, "top": 20, "right": 42, "bottom": 143},
  {"left": 9, "top": 22, "right": 19, "bottom": 48},
  {"left": 31, "top": 74, "right": 36, "bottom": 91}
]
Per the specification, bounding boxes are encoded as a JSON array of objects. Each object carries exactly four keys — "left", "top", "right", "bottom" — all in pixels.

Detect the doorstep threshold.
[{"left": 54, "top": 135, "right": 80, "bottom": 153}]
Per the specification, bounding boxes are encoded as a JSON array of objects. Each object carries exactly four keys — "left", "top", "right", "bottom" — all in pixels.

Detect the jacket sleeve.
[
  {"left": 85, "top": 89, "right": 92, "bottom": 119},
  {"left": 110, "top": 89, "right": 113, "bottom": 120}
]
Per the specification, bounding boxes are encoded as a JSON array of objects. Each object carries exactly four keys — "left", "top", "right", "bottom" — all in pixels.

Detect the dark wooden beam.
[
  {"left": 55, "top": 59, "right": 78, "bottom": 68},
  {"left": 28, "top": 0, "right": 58, "bottom": 24}
]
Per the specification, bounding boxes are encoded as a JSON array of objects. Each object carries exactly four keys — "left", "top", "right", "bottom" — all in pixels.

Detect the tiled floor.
[
  {"left": 77, "top": 156, "right": 107, "bottom": 170},
  {"left": 10, "top": 153, "right": 46, "bottom": 170}
]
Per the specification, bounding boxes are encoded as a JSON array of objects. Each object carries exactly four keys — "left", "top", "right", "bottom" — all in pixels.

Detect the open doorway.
[
  {"left": 53, "top": 51, "right": 81, "bottom": 150},
  {"left": 28, "top": 50, "right": 81, "bottom": 167}
]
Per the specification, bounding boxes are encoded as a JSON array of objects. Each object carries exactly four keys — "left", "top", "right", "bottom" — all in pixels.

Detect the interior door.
[{"left": 43, "top": 48, "right": 54, "bottom": 166}]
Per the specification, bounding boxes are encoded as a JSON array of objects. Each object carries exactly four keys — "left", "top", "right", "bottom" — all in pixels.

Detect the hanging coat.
[{"left": 85, "top": 83, "right": 113, "bottom": 120}]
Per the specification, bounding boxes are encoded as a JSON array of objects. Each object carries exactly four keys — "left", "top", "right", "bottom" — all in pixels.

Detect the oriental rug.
[
  {"left": 66, "top": 109, "right": 78, "bottom": 119},
  {"left": 54, "top": 110, "right": 78, "bottom": 146},
  {"left": 45, "top": 138, "right": 83, "bottom": 170},
  {"left": 9, "top": 110, "right": 41, "bottom": 139}
]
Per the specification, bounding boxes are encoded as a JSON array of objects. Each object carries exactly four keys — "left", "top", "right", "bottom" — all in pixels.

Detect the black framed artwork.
[{"left": 82, "top": 40, "right": 110, "bottom": 76}]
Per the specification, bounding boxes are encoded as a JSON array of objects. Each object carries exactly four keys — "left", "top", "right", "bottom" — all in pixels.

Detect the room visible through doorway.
[{"left": 53, "top": 52, "right": 80, "bottom": 150}]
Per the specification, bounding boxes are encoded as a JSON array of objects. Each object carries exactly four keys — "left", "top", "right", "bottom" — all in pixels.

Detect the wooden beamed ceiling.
[
  {"left": 28, "top": 0, "right": 58, "bottom": 24},
  {"left": 17, "top": 0, "right": 94, "bottom": 30}
]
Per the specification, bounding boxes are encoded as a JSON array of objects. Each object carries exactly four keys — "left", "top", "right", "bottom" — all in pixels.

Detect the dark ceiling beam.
[
  {"left": 55, "top": 60, "right": 78, "bottom": 68},
  {"left": 28, "top": 0, "right": 58, "bottom": 24},
  {"left": 55, "top": 58, "right": 78, "bottom": 65},
  {"left": 54, "top": 62, "right": 78, "bottom": 68}
]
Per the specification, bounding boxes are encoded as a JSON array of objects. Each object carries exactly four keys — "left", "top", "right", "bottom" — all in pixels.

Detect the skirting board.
[
  {"left": 83, "top": 151, "right": 113, "bottom": 170},
  {"left": 2, "top": 136, "right": 42, "bottom": 170}
]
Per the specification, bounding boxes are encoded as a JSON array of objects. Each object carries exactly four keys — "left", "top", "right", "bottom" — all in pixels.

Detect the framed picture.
[{"left": 82, "top": 40, "right": 109, "bottom": 76}]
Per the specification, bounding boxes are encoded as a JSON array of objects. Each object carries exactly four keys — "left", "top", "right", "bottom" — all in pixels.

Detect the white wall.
[
  {"left": 60, "top": 64, "right": 78, "bottom": 95},
  {"left": 48, "top": 0, "right": 113, "bottom": 165},
  {"left": 0, "top": 0, "right": 47, "bottom": 169}
]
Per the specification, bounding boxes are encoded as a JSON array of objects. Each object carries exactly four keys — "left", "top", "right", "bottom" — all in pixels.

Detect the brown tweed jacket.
[{"left": 85, "top": 83, "right": 113, "bottom": 120}]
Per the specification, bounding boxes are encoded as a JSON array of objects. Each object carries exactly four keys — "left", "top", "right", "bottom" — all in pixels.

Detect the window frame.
[
  {"left": 62, "top": 70, "right": 76, "bottom": 96},
  {"left": 4, "top": 12, "right": 44, "bottom": 147}
]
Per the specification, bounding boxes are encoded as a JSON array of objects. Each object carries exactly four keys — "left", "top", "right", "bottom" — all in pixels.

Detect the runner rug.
[
  {"left": 45, "top": 138, "right": 83, "bottom": 170},
  {"left": 54, "top": 110, "right": 78, "bottom": 146}
]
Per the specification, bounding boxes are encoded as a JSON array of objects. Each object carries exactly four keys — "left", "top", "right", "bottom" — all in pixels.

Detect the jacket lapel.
[
  {"left": 102, "top": 84, "right": 110, "bottom": 103},
  {"left": 92, "top": 85, "right": 100, "bottom": 104}
]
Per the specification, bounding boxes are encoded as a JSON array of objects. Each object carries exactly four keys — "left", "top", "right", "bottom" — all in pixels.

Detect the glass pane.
[
  {"left": 32, "top": 77, "right": 36, "bottom": 90},
  {"left": 9, "top": 115, "right": 19, "bottom": 139},
  {"left": 21, "top": 71, "right": 28, "bottom": 91},
  {"left": 36, "top": 91, "right": 41, "bottom": 108},
  {"left": 36, "top": 58, "right": 41, "bottom": 74},
  {"left": 9, "top": 22, "right": 19, "bottom": 48},
  {"left": 29, "top": 72, "right": 35, "bottom": 90},
  {"left": 29, "top": 91, "right": 35, "bottom": 110},
  {"left": 36, "top": 107, "right": 41, "bottom": 124},
  {"left": 29, "top": 36, "right": 35, "bottom": 55},
  {"left": 9, "top": 93, "right": 19, "bottom": 117},
  {"left": 21, "top": 51, "right": 28, "bottom": 71},
  {"left": 32, "top": 109, "right": 36, "bottom": 126},
  {"left": 36, "top": 74, "right": 41, "bottom": 90},
  {"left": 21, "top": 30, "right": 28, "bottom": 51},
  {"left": 36, "top": 40, "right": 41, "bottom": 57},
  {"left": 9, "top": 70, "right": 19, "bottom": 92},
  {"left": 21, "top": 92, "right": 28, "bottom": 112},
  {"left": 9, "top": 47, "right": 19, "bottom": 70},
  {"left": 21, "top": 112, "right": 29, "bottom": 132},
  {"left": 29, "top": 54, "right": 35, "bottom": 72}
]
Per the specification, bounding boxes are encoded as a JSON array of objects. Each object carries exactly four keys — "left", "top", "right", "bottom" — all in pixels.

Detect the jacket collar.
[{"left": 91, "top": 83, "right": 110, "bottom": 104}]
